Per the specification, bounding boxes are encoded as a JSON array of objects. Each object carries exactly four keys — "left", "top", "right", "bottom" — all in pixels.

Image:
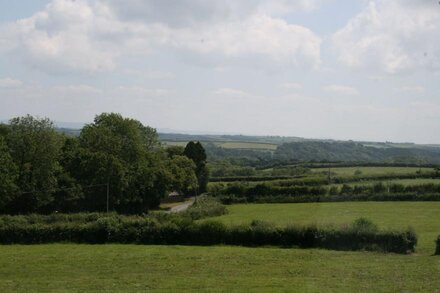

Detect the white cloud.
[
  {"left": 0, "top": 0, "right": 321, "bottom": 73},
  {"left": 0, "top": 78, "right": 23, "bottom": 88},
  {"left": 213, "top": 88, "right": 252, "bottom": 98},
  {"left": 51, "top": 84, "right": 103, "bottom": 94},
  {"left": 332, "top": 0, "right": 440, "bottom": 74},
  {"left": 396, "top": 86, "right": 425, "bottom": 94},
  {"left": 115, "top": 86, "right": 174, "bottom": 98},
  {"left": 282, "top": 82, "right": 303, "bottom": 90},
  {"left": 169, "top": 15, "right": 321, "bottom": 68},
  {"left": 105, "top": 0, "right": 323, "bottom": 26},
  {"left": 324, "top": 84, "right": 359, "bottom": 95},
  {"left": 122, "top": 69, "right": 175, "bottom": 79}
]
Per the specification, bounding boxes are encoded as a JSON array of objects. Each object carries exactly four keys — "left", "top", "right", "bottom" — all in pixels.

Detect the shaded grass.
[
  {"left": 0, "top": 244, "right": 439, "bottom": 292},
  {"left": 208, "top": 202, "right": 440, "bottom": 254}
]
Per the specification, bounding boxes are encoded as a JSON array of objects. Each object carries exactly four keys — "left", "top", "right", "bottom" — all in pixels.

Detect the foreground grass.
[
  {"left": 0, "top": 244, "right": 438, "bottom": 292},
  {"left": 209, "top": 202, "right": 440, "bottom": 254}
]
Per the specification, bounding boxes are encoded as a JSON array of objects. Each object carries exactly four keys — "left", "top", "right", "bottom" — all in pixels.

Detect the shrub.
[
  {"left": 350, "top": 218, "right": 378, "bottom": 233},
  {"left": 185, "top": 195, "right": 227, "bottom": 220}
]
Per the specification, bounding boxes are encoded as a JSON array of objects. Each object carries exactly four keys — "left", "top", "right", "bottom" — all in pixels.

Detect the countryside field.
[
  {"left": 0, "top": 201, "right": 439, "bottom": 292},
  {"left": 330, "top": 178, "right": 440, "bottom": 188},
  {"left": 209, "top": 202, "right": 440, "bottom": 254},
  {"left": 311, "top": 166, "right": 434, "bottom": 177},
  {"left": 0, "top": 244, "right": 439, "bottom": 292}
]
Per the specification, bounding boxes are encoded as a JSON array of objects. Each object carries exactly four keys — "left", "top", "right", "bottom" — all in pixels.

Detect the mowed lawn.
[
  {"left": 0, "top": 244, "right": 439, "bottom": 292},
  {"left": 208, "top": 202, "right": 440, "bottom": 254}
]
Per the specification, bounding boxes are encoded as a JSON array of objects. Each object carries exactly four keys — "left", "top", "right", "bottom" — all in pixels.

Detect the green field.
[
  {"left": 163, "top": 140, "right": 278, "bottom": 150},
  {"left": 219, "top": 141, "right": 277, "bottom": 150},
  {"left": 1, "top": 202, "right": 440, "bottom": 291},
  {"left": 312, "top": 166, "right": 434, "bottom": 177},
  {"left": 0, "top": 244, "right": 439, "bottom": 292},
  {"left": 330, "top": 178, "right": 440, "bottom": 188},
  {"left": 209, "top": 202, "right": 440, "bottom": 254},
  {"left": 162, "top": 141, "right": 190, "bottom": 147}
]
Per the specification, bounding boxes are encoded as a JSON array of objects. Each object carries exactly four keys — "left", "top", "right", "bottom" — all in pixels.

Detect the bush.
[
  {"left": 184, "top": 195, "right": 227, "bottom": 220},
  {"left": 350, "top": 218, "right": 378, "bottom": 233}
]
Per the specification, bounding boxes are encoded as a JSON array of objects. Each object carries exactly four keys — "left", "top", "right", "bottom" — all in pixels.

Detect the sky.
[{"left": 0, "top": 0, "right": 440, "bottom": 143}]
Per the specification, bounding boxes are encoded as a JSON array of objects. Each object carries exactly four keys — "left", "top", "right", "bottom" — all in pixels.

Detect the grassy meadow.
[
  {"left": 311, "top": 166, "right": 434, "bottom": 177},
  {"left": 0, "top": 244, "right": 439, "bottom": 292},
  {"left": 208, "top": 202, "right": 440, "bottom": 254},
  {"left": 330, "top": 178, "right": 440, "bottom": 188}
]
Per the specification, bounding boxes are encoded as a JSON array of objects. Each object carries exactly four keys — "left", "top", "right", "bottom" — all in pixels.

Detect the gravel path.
[{"left": 169, "top": 198, "right": 195, "bottom": 213}]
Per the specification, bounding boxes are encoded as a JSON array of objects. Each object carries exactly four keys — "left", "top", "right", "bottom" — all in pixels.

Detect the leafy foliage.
[
  {"left": 3, "top": 116, "right": 63, "bottom": 213},
  {"left": 0, "top": 137, "right": 18, "bottom": 212},
  {"left": 184, "top": 195, "right": 227, "bottom": 220},
  {"left": 0, "top": 113, "right": 200, "bottom": 214}
]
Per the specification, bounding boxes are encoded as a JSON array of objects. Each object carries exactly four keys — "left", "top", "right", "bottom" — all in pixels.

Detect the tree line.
[{"left": 0, "top": 113, "right": 208, "bottom": 214}]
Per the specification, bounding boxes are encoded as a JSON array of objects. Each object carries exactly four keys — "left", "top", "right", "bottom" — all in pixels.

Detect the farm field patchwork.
[
  {"left": 164, "top": 140, "right": 278, "bottom": 150},
  {"left": 311, "top": 166, "right": 435, "bottom": 177},
  {"left": 219, "top": 141, "right": 277, "bottom": 150},
  {"left": 0, "top": 244, "right": 439, "bottom": 292}
]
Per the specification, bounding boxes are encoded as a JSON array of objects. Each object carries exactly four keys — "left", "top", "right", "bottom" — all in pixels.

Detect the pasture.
[
  {"left": 330, "top": 178, "right": 440, "bottom": 188},
  {"left": 0, "top": 244, "right": 439, "bottom": 292},
  {"left": 209, "top": 202, "right": 440, "bottom": 254},
  {"left": 311, "top": 166, "right": 434, "bottom": 177},
  {"left": 0, "top": 201, "right": 439, "bottom": 291}
]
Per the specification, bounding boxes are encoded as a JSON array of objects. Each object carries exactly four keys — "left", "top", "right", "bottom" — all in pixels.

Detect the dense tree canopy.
[
  {"left": 4, "top": 115, "right": 63, "bottom": 213},
  {"left": 0, "top": 137, "right": 17, "bottom": 212},
  {"left": 0, "top": 113, "right": 201, "bottom": 214}
]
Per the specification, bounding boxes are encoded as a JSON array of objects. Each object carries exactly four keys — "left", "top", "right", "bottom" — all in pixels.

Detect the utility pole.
[
  {"left": 328, "top": 167, "right": 331, "bottom": 184},
  {"left": 106, "top": 181, "right": 110, "bottom": 213}
]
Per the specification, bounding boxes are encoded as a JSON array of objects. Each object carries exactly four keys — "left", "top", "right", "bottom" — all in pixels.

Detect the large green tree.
[
  {"left": 5, "top": 115, "right": 63, "bottom": 213},
  {"left": 0, "top": 137, "right": 18, "bottom": 212},
  {"left": 73, "top": 113, "right": 166, "bottom": 213}
]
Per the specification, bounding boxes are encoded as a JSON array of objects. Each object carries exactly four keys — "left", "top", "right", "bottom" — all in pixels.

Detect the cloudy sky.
[{"left": 1, "top": 0, "right": 439, "bottom": 143}]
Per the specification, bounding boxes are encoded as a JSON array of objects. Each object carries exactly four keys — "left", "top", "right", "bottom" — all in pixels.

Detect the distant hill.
[
  {"left": 274, "top": 141, "right": 440, "bottom": 164},
  {"left": 53, "top": 128, "right": 440, "bottom": 164}
]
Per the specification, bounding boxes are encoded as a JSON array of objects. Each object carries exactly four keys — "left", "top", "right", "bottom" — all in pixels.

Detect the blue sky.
[{"left": 0, "top": 0, "right": 439, "bottom": 143}]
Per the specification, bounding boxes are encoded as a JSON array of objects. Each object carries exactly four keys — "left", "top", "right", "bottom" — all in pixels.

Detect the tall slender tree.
[{"left": 184, "top": 141, "right": 209, "bottom": 193}]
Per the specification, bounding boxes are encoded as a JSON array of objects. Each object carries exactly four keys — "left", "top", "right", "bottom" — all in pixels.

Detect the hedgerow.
[
  {"left": 0, "top": 215, "right": 417, "bottom": 254},
  {"left": 217, "top": 193, "right": 440, "bottom": 204},
  {"left": 210, "top": 181, "right": 440, "bottom": 203}
]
